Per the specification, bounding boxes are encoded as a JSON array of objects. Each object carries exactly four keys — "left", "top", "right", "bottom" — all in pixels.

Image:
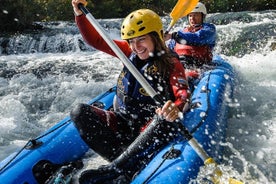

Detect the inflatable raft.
[{"left": 0, "top": 55, "right": 235, "bottom": 184}]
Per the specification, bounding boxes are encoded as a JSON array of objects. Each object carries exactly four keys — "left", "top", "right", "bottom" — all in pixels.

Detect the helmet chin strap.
[{"left": 194, "top": 24, "right": 202, "bottom": 28}]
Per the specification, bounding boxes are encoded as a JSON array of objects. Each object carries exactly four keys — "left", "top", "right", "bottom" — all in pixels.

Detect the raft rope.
[
  {"left": 0, "top": 119, "right": 70, "bottom": 173},
  {"left": 142, "top": 144, "right": 177, "bottom": 184},
  {"left": 0, "top": 87, "right": 116, "bottom": 173},
  {"left": 140, "top": 70, "right": 212, "bottom": 183},
  {"left": 190, "top": 70, "right": 212, "bottom": 134}
]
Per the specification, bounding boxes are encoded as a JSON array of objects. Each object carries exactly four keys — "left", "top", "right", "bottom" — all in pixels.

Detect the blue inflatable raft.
[{"left": 0, "top": 55, "right": 235, "bottom": 184}]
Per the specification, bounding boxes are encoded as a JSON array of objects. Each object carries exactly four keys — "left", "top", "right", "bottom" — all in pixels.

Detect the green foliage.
[
  {"left": 0, "top": 0, "right": 44, "bottom": 32},
  {"left": 0, "top": 0, "right": 275, "bottom": 33},
  {"left": 45, "top": 0, "right": 74, "bottom": 21},
  {"left": 88, "top": 0, "right": 177, "bottom": 18}
]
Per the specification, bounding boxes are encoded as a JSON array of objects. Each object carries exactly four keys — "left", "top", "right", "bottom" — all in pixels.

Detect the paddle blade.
[
  {"left": 229, "top": 178, "right": 244, "bottom": 184},
  {"left": 167, "top": 0, "right": 199, "bottom": 31},
  {"left": 204, "top": 158, "right": 244, "bottom": 184}
]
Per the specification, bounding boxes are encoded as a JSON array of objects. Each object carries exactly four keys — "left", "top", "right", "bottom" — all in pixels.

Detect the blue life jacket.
[{"left": 116, "top": 54, "right": 174, "bottom": 124}]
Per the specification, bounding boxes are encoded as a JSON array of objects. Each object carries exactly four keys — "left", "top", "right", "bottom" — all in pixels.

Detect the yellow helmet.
[{"left": 121, "top": 9, "right": 163, "bottom": 40}]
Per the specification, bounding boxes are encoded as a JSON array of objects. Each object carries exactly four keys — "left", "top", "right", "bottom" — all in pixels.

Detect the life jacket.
[
  {"left": 174, "top": 26, "right": 213, "bottom": 65},
  {"left": 116, "top": 54, "right": 174, "bottom": 125}
]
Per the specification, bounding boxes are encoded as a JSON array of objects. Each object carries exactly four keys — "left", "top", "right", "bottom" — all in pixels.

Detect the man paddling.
[
  {"left": 165, "top": 2, "right": 216, "bottom": 67},
  {"left": 165, "top": 2, "right": 216, "bottom": 90}
]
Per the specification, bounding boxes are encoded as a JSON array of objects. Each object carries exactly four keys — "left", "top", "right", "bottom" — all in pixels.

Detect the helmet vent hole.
[
  {"left": 127, "top": 30, "right": 135, "bottom": 37},
  {"left": 137, "top": 20, "right": 143, "bottom": 25},
  {"left": 138, "top": 27, "right": 145, "bottom": 32}
]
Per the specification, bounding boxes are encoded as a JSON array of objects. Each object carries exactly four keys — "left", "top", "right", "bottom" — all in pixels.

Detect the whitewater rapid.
[{"left": 0, "top": 10, "right": 275, "bottom": 183}]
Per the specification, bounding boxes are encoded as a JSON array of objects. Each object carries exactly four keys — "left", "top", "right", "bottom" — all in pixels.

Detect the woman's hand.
[
  {"left": 156, "top": 100, "right": 181, "bottom": 122},
  {"left": 72, "top": 0, "right": 88, "bottom": 16}
]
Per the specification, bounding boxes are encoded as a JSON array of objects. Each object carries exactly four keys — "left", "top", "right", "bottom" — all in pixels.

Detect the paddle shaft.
[{"left": 78, "top": 4, "right": 211, "bottom": 162}]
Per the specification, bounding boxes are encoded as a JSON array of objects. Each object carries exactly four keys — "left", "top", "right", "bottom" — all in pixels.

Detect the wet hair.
[{"left": 148, "top": 31, "right": 175, "bottom": 77}]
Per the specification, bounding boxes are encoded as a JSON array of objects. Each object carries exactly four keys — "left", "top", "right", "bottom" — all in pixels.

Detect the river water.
[{"left": 0, "top": 10, "right": 275, "bottom": 183}]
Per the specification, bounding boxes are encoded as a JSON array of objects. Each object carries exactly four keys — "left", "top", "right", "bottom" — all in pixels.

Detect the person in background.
[
  {"left": 71, "top": 0, "right": 190, "bottom": 183},
  {"left": 165, "top": 2, "right": 216, "bottom": 85}
]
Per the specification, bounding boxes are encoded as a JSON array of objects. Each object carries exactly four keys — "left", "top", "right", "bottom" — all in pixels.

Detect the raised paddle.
[
  {"left": 77, "top": 3, "right": 243, "bottom": 184},
  {"left": 166, "top": 0, "right": 199, "bottom": 33}
]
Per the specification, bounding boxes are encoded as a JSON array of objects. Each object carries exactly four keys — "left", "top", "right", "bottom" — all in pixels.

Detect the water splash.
[
  {"left": 190, "top": 141, "right": 272, "bottom": 184},
  {"left": 223, "top": 142, "right": 271, "bottom": 184}
]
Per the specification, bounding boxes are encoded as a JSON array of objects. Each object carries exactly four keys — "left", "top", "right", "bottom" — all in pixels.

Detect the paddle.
[
  {"left": 166, "top": 0, "right": 199, "bottom": 33},
  {"left": 77, "top": 4, "right": 243, "bottom": 184}
]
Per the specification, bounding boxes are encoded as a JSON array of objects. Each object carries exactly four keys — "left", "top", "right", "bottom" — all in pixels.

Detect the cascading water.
[{"left": 0, "top": 10, "right": 275, "bottom": 183}]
